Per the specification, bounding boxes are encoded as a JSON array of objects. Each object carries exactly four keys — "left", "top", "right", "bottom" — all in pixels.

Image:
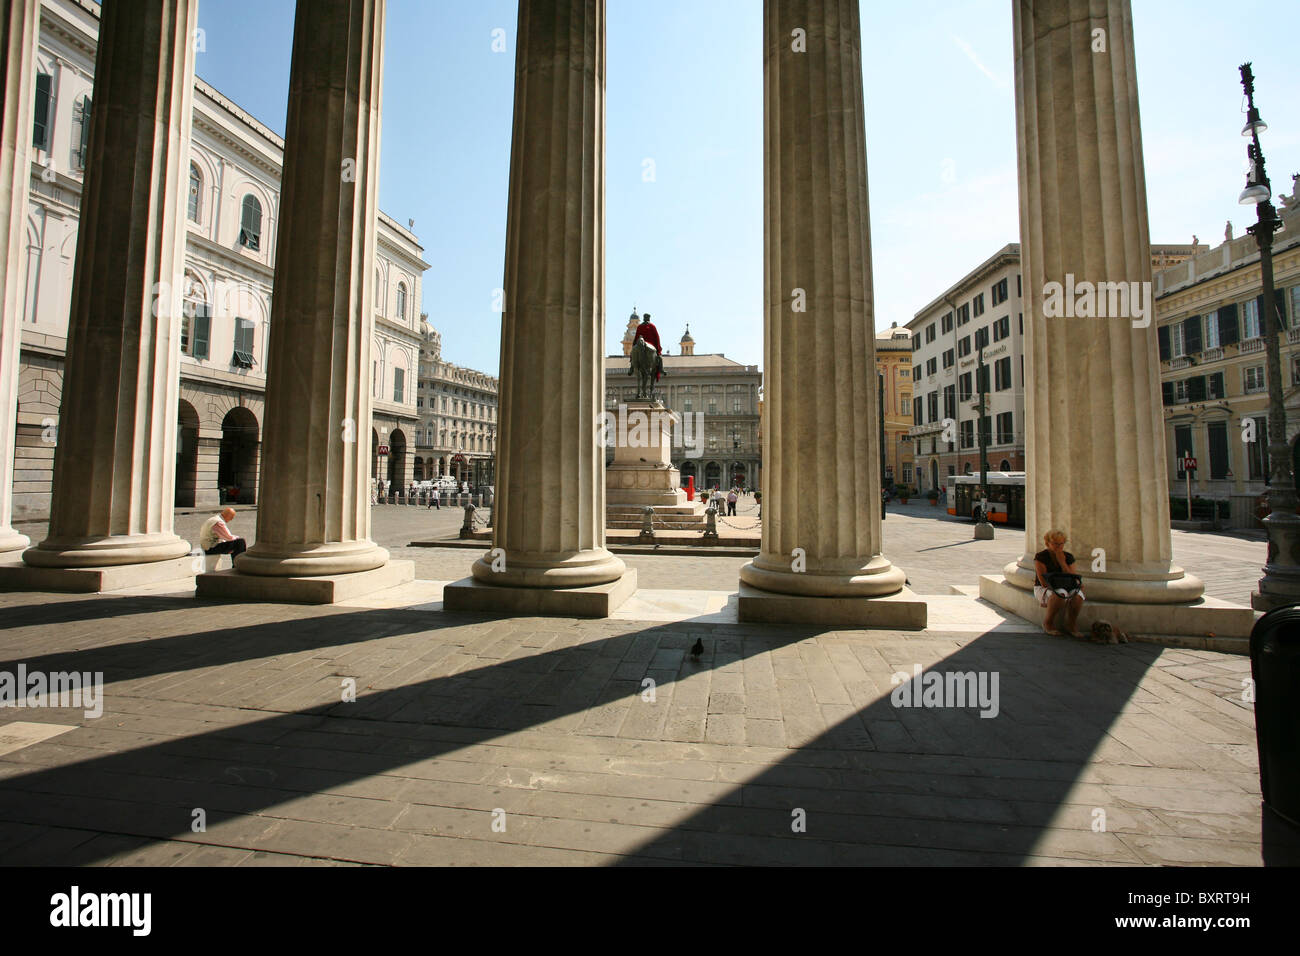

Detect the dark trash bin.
[{"left": 1251, "top": 605, "right": 1300, "bottom": 828}]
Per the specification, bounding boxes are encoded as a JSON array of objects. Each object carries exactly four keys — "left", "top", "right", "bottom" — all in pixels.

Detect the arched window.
[
  {"left": 188, "top": 163, "right": 202, "bottom": 221},
  {"left": 72, "top": 95, "right": 92, "bottom": 171},
  {"left": 238, "top": 194, "right": 262, "bottom": 250},
  {"left": 396, "top": 283, "right": 407, "bottom": 321}
]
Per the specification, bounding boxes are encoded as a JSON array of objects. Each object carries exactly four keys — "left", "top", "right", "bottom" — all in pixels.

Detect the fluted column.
[
  {"left": 739, "top": 0, "right": 904, "bottom": 597},
  {"left": 235, "top": 0, "right": 388, "bottom": 577},
  {"left": 470, "top": 0, "right": 625, "bottom": 589},
  {"left": 23, "top": 0, "right": 195, "bottom": 569},
  {"left": 1007, "top": 0, "right": 1202, "bottom": 603},
  {"left": 0, "top": 0, "right": 39, "bottom": 556}
]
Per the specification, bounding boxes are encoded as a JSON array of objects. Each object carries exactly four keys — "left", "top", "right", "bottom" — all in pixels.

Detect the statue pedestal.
[{"left": 605, "top": 401, "right": 691, "bottom": 510}]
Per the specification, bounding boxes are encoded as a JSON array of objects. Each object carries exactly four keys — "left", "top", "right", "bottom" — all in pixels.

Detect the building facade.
[
  {"left": 1155, "top": 191, "right": 1300, "bottom": 523},
  {"left": 415, "top": 323, "right": 498, "bottom": 486},
  {"left": 606, "top": 311, "right": 761, "bottom": 490},
  {"left": 906, "top": 244, "right": 1028, "bottom": 495},
  {"left": 905, "top": 241, "right": 1197, "bottom": 497},
  {"left": 14, "top": 0, "right": 425, "bottom": 516},
  {"left": 875, "top": 324, "right": 913, "bottom": 487}
]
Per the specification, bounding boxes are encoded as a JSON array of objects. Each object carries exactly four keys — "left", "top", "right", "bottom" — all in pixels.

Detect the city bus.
[{"left": 943, "top": 472, "right": 1026, "bottom": 526}]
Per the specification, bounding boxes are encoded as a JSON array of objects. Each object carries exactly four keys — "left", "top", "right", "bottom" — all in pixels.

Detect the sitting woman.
[{"left": 1034, "top": 529, "right": 1084, "bottom": 637}]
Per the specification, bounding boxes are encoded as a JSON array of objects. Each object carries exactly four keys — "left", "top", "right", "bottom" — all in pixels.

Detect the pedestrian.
[
  {"left": 727, "top": 486, "right": 738, "bottom": 516},
  {"left": 199, "top": 507, "right": 247, "bottom": 562},
  {"left": 1034, "top": 529, "right": 1085, "bottom": 638},
  {"left": 755, "top": 489, "right": 761, "bottom": 517},
  {"left": 428, "top": 484, "right": 440, "bottom": 509}
]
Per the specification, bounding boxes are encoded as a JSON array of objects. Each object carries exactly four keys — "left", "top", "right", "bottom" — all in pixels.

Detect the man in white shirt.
[{"left": 199, "top": 507, "right": 246, "bottom": 559}]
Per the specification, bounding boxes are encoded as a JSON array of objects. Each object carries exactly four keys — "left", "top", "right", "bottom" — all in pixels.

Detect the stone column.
[
  {"left": 0, "top": 0, "right": 39, "bottom": 557},
  {"left": 21, "top": 0, "right": 196, "bottom": 574},
  {"left": 463, "top": 0, "right": 628, "bottom": 595},
  {"left": 1005, "top": 0, "right": 1202, "bottom": 603},
  {"left": 215, "top": 0, "right": 401, "bottom": 590},
  {"left": 739, "top": 1, "right": 919, "bottom": 626}
]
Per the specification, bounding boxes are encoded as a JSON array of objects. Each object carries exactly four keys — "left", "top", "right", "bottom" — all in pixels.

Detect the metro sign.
[
  {"left": 1182, "top": 457, "right": 1197, "bottom": 471},
  {"left": 377, "top": 444, "right": 390, "bottom": 455}
]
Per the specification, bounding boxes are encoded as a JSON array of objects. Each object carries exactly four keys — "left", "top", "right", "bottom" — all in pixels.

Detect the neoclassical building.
[
  {"left": 605, "top": 310, "right": 762, "bottom": 490},
  {"left": 415, "top": 323, "right": 498, "bottom": 485},
  {"left": 12, "top": 0, "right": 424, "bottom": 516},
  {"left": 1155, "top": 192, "right": 1300, "bottom": 524}
]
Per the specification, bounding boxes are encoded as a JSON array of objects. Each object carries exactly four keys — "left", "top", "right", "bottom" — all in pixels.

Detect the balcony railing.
[
  {"left": 1168, "top": 356, "right": 1190, "bottom": 370},
  {"left": 1240, "top": 337, "right": 1264, "bottom": 354},
  {"left": 1201, "top": 346, "right": 1224, "bottom": 362}
]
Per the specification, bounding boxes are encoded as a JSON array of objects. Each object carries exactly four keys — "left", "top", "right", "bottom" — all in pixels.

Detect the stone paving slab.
[{"left": 0, "top": 586, "right": 1295, "bottom": 867}]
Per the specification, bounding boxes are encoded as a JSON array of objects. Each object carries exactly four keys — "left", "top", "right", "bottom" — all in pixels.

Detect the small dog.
[{"left": 1089, "top": 620, "right": 1130, "bottom": 645}]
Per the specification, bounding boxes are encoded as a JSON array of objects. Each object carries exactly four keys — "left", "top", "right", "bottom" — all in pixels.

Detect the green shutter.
[
  {"left": 33, "top": 74, "right": 52, "bottom": 149},
  {"left": 193, "top": 307, "right": 210, "bottom": 359}
]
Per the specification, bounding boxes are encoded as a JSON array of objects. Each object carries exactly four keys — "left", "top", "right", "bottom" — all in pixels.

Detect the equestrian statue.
[{"left": 628, "top": 311, "right": 664, "bottom": 401}]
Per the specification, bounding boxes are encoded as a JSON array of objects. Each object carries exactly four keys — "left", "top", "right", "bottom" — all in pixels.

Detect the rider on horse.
[{"left": 633, "top": 313, "right": 664, "bottom": 382}]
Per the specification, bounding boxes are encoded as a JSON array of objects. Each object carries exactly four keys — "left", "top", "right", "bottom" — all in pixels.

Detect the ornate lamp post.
[{"left": 1241, "top": 65, "right": 1300, "bottom": 610}]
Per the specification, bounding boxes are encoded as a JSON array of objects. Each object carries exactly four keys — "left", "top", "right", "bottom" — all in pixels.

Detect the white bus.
[{"left": 943, "top": 472, "right": 1026, "bottom": 525}]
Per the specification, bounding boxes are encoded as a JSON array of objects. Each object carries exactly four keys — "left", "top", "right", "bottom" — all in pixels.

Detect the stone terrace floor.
[{"left": 1, "top": 502, "right": 1295, "bottom": 866}]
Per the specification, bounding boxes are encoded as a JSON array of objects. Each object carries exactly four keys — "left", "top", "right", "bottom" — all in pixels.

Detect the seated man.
[{"left": 200, "top": 507, "right": 246, "bottom": 560}]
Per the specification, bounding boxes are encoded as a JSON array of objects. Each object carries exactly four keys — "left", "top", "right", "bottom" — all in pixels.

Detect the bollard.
[
  {"left": 459, "top": 502, "right": 477, "bottom": 539},
  {"left": 639, "top": 506, "right": 655, "bottom": 542},
  {"left": 1251, "top": 606, "right": 1300, "bottom": 828},
  {"left": 703, "top": 503, "right": 719, "bottom": 542}
]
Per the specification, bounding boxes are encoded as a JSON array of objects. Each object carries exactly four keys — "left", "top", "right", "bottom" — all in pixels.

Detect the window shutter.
[
  {"left": 1183, "top": 315, "right": 1201, "bottom": 354},
  {"left": 1218, "top": 303, "right": 1239, "bottom": 345},
  {"left": 1157, "top": 325, "right": 1170, "bottom": 360},
  {"left": 193, "top": 306, "right": 210, "bottom": 359},
  {"left": 33, "top": 74, "right": 52, "bottom": 149},
  {"left": 1259, "top": 290, "right": 1288, "bottom": 331},
  {"left": 1161, "top": 381, "right": 1174, "bottom": 406},
  {"left": 1187, "top": 375, "right": 1206, "bottom": 402},
  {"left": 1209, "top": 371, "right": 1224, "bottom": 399},
  {"left": 76, "top": 96, "right": 91, "bottom": 168},
  {"left": 1208, "top": 422, "right": 1229, "bottom": 479}
]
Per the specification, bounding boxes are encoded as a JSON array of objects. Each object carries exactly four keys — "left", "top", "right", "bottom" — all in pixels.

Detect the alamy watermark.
[
  {"left": 0, "top": 666, "right": 103, "bottom": 719},
  {"left": 1041, "top": 274, "right": 1153, "bottom": 328},
  {"left": 598, "top": 403, "right": 705, "bottom": 458},
  {"left": 890, "top": 663, "right": 1000, "bottom": 718}
]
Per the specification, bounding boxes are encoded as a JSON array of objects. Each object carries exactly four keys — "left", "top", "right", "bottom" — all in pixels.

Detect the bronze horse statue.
[{"left": 628, "top": 336, "right": 662, "bottom": 401}]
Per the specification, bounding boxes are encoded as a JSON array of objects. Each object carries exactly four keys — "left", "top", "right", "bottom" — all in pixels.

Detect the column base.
[
  {"left": 0, "top": 529, "right": 30, "bottom": 556},
  {"left": 235, "top": 540, "right": 389, "bottom": 577},
  {"left": 22, "top": 532, "right": 192, "bottom": 568},
  {"left": 740, "top": 552, "right": 906, "bottom": 597},
  {"left": 196, "top": 560, "right": 414, "bottom": 604},
  {"left": 444, "top": 569, "right": 637, "bottom": 618},
  {"left": 0, "top": 555, "right": 196, "bottom": 594},
  {"left": 469, "top": 547, "right": 626, "bottom": 589},
  {"left": 980, "top": 574, "right": 1257, "bottom": 651},
  {"left": 1003, "top": 558, "right": 1206, "bottom": 604},
  {"left": 737, "top": 582, "right": 927, "bottom": 629}
]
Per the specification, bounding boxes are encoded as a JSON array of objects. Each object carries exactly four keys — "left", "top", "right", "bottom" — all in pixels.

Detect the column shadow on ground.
[{"left": 0, "top": 601, "right": 1290, "bottom": 865}]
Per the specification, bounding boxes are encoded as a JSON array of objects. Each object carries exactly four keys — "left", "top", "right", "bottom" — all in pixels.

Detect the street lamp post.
[
  {"left": 1240, "top": 64, "right": 1300, "bottom": 610},
  {"left": 974, "top": 346, "right": 994, "bottom": 539}
]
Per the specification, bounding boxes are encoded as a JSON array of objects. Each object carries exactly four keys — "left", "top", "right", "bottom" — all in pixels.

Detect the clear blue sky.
[{"left": 195, "top": 0, "right": 1300, "bottom": 379}]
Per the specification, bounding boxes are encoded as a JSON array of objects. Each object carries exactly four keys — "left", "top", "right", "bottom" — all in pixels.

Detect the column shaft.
[
  {"left": 740, "top": 0, "right": 903, "bottom": 597},
  {"left": 472, "top": 0, "right": 625, "bottom": 588},
  {"left": 0, "top": 0, "right": 39, "bottom": 555},
  {"left": 237, "top": 0, "right": 388, "bottom": 577},
  {"left": 24, "top": 0, "right": 195, "bottom": 568},
  {"left": 1009, "top": 0, "right": 1202, "bottom": 602}
]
